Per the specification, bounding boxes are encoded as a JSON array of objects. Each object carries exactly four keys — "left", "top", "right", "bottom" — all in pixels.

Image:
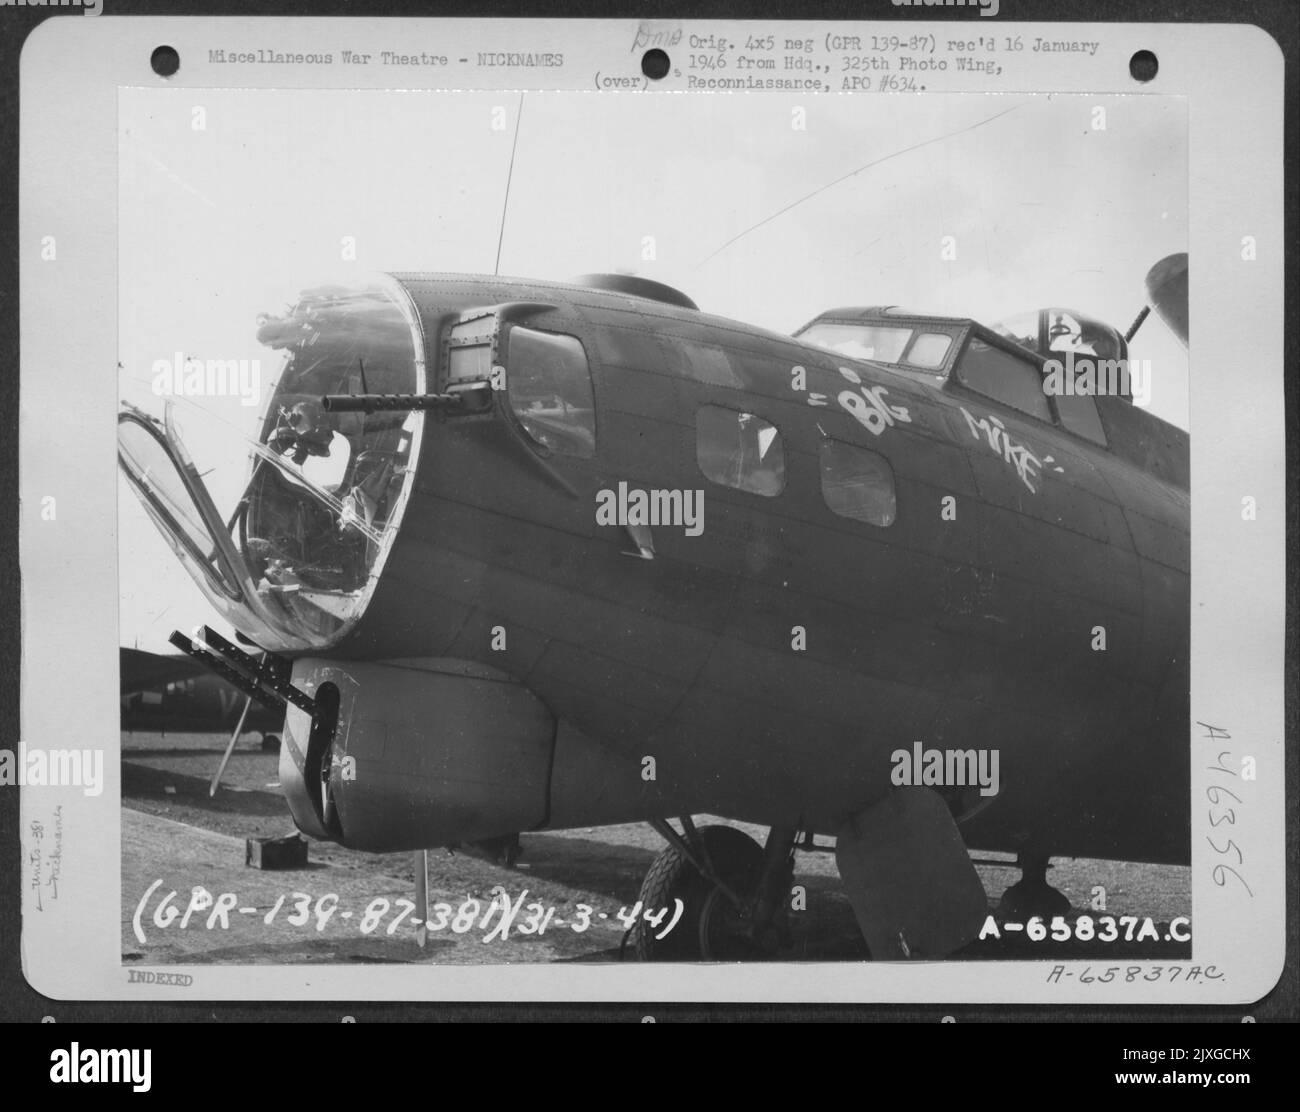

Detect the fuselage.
[{"left": 120, "top": 272, "right": 1190, "bottom": 865}]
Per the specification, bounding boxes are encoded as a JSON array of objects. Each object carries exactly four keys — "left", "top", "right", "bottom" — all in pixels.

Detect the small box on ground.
[{"left": 246, "top": 833, "right": 309, "bottom": 870}]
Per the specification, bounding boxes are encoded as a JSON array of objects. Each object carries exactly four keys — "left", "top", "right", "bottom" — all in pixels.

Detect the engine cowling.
[{"left": 279, "top": 658, "right": 555, "bottom": 852}]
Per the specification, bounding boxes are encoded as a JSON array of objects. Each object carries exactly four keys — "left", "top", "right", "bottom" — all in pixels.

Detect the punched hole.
[
  {"left": 151, "top": 45, "right": 180, "bottom": 78},
  {"left": 641, "top": 49, "right": 670, "bottom": 80},
  {"left": 1129, "top": 50, "right": 1158, "bottom": 83}
]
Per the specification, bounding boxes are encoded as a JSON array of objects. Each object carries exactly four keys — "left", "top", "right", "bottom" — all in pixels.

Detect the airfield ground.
[{"left": 122, "top": 731, "right": 1192, "bottom": 965}]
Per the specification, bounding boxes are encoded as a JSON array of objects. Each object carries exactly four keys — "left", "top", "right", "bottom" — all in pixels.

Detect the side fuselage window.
[
  {"left": 819, "top": 440, "right": 897, "bottom": 527},
  {"left": 506, "top": 327, "right": 597, "bottom": 458},
  {"left": 954, "top": 336, "right": 1052, "bottom": 421},
  {"left": 696, "top": 406, "right": 785, "bottom": 496}
]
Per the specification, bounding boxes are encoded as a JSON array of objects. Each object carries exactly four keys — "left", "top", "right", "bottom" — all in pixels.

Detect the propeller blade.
[{"left": 1144, "top": 252, "right": 1188, "bottom": 349}]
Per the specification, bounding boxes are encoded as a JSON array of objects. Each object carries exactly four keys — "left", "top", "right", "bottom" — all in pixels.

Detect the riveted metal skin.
[{"left": 275, "top": 271, "right": 1189, "bottom": 864}]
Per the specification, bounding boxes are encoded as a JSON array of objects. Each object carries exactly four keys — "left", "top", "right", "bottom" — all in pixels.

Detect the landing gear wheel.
[
  {"left": 697, "top": 885, "right": 765, "bottom": 961},
  {"left": 631, "top": 825, "right": 764, "bottom": 961}
]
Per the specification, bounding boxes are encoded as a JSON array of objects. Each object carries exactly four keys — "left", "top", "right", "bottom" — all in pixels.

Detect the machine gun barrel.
[{"left": 321, "top": 383, "right": 492, "bottom": 415}]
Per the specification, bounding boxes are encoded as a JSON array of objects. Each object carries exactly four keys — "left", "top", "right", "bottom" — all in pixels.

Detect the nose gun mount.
[{"left": 168, "top": 626, "right": 343, "bottom": 837}]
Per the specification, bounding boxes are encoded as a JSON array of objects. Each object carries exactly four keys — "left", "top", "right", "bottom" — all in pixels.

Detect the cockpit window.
[
  {"left": 696, "top": 406, "right": 785, "bottom": 497},
  {"left": 505, "top": 326, "right": 596, "bottom": 458},
  {"left": 953, "top": 336, "right": 1051, "bottom": 421},
  {"left": 1054, "top": 392, "right": 1109, "bottom": 446},
  {"left": 798, "top": 322, "right": 912, "bottom": 363},
  {"left": 904, "top": 332, "right": 953, "bottom": 369}
]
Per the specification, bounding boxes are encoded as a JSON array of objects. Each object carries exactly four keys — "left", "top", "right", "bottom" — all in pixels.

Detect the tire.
[{"left": 631, "top": 825, "right": 764, "bottom": 961}]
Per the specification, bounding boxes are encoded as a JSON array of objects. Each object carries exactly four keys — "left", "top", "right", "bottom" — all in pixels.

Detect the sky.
[{"left": 119, "top": 88, "right": 1188, "bottom": 653}]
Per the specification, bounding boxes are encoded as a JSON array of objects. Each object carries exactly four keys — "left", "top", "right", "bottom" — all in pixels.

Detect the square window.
[
  {"left": 696, "top": 406, "right": 785, "bottom": 496},
  {"left": 506, "top": 327, "right": 596, "bottom": 458},
  {"left": 905, "top": 332, "right": 953, "bottom": 369},
  {"left": 819, "top": 439, "right": 896, "bottom": 527}
]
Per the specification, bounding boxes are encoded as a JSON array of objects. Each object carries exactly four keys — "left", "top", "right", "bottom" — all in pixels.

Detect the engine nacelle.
[{"left": 279, "top": 658, "right": 555, "bottom": 852}]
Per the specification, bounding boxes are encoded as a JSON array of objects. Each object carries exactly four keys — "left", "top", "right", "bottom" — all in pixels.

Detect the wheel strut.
[
  {"left": 649, "top": 817, "right": 747, "bottom": 910},
  {"left": 746, "top": 826, "right": 797, "bottom": 949}
]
